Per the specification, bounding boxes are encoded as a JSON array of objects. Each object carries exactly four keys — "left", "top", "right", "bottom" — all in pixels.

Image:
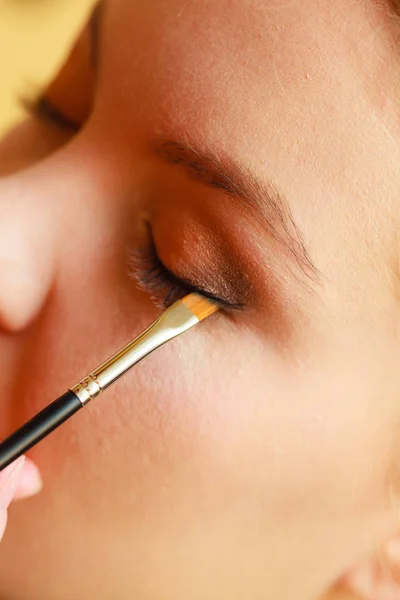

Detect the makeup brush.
[{"left": 0, "top": 294, "right": 218, "bottom": 471}]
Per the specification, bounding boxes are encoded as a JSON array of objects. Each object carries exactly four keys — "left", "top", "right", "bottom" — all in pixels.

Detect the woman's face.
[{"left": 1, "top": 1, "right": 400, "bottom": 598}]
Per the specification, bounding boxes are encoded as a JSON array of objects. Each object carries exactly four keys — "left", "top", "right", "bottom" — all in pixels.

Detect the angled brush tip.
[{"left": 181, "top": 293, "right": 219, "bottom": 321}]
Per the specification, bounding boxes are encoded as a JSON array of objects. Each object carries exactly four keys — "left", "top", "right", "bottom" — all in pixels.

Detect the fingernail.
[
  {"left": 0, "top": 510, "right": 7, "bottom": 535},
  {"left": 13, "top": 457, "right": 43, "bottom": 500},
  {"left": 0, "top": 457, "right": 26, "bottom": 509}
]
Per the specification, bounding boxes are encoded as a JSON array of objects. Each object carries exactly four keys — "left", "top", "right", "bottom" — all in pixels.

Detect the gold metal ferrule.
[{"left": 70, "top": 300, "right": 199, "bottom": 406}]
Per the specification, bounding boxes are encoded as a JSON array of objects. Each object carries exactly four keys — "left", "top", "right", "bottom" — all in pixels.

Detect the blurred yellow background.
[{"left": 0, "top": 0, "right": 95, "bottom": 135}]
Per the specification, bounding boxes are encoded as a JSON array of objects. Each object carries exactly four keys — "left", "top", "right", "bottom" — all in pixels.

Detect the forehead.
[
  {"left": 96, "top": 1, "right": 394, "bottom": 197},
  {"left": 98, "top": 0, "right": 386, "bottom": 156}
]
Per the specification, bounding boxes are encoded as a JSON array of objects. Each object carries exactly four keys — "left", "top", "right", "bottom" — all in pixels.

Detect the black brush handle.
[{"left": 0, "top": 391, "right": 82, "bottom": 471}]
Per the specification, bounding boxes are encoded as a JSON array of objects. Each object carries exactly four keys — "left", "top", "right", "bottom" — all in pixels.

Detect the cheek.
[
  {"left": 73, "top": 326, "right": 392, "bottom": 583},
  {"left": 39, "top": 313, "right": 271, "bottom": 512},
  {"left": 61, "top": 323, "right": 297, "bottom": 520},
  {"left": 36, "top": 311, "right": 386, "bottom": 515}
]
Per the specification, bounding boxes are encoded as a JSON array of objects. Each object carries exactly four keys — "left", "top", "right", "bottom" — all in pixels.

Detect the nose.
[{"left": 0, "top": 172, "right": 57, "bottom": 331}]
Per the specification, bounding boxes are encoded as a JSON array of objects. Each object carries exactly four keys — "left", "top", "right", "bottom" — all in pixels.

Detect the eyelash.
[
  {"left": 22, "top": 94, "right": 81, "bottom": 132},
  {"left": 126, "top": 230, "right": 228, "bottom": 310}
]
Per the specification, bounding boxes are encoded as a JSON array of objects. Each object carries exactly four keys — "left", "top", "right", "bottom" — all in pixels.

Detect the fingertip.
[{"left": 13, "top": 457, "right": 43, "bottom": 501}]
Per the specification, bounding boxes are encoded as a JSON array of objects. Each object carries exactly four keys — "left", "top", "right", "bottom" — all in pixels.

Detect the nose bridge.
[
  {"left": 0, "top": 137, "right": 104, "bottom": 249},
  {"left": 0, "top": 163, "right": 70, "bottom": 332},
  {"left": 0, "top": 131, "right": 133, "bottom": 333},
  {"left": 0, "top": 157, "right": 71, "bottom": 253}
]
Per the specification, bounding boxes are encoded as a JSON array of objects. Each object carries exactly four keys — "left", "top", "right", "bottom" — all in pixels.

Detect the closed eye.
[
  {"left": 22, "top": 94, "right": 80, "bottom": 132},
  {"left": 125, "top": 229, "right": 241, "bottom": 311}
]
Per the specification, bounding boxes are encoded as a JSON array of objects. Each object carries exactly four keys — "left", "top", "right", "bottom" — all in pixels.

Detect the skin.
[{"left": 1, "top": 0, "right": 400, "bottom": 598}]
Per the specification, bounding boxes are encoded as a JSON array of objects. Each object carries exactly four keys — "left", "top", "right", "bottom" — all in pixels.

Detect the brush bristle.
[{"left": 181, "top": 293, "right": 219, "bottom": 321}]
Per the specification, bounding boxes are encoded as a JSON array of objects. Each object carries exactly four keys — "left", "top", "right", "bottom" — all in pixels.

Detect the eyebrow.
[
  {"left": 152, "top": 139, "right": 318, "bottom": 281},
  {"left": 87, "top": 5, "right": 318, "bottom": 283}
]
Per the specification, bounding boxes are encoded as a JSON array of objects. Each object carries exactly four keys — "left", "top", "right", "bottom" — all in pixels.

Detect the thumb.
[{"left": 0, "top": 456, "right": 42, "bottom": 542}]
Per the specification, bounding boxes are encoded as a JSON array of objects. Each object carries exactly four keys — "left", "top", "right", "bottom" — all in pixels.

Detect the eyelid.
[
  {"left": 162, "top": 261, "right": 240, "bottom": 310},
  {"left": 147, "top": 229, "right": 244, "bottom": 311},
  {"left": 127, "top": 226, "right": 242, "bottom": 311},
  {"left": 22, "top": 94, "right": 80, "bottom": 132}
]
